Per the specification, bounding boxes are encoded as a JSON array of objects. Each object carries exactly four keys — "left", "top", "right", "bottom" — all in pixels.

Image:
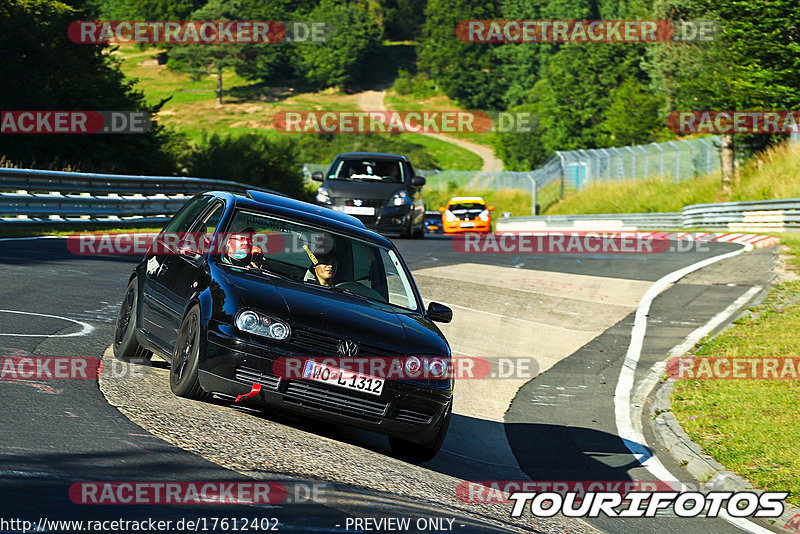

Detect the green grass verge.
[
  {"left": 384, "top": 89, "right": 495, "bottom": 149},
  {"left": 403, "top": 133, "right": 483, "bottom": 170},
  {"left": 545, "top": 141, "right": 800, "bottom": 215},
  {"left": 671, "top": 232, "right": 800, "bottom": 507}
]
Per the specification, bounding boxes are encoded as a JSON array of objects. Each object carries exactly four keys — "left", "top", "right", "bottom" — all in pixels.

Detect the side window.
[
  {"left": 351, "top": 241, "right": 372, "bottom": 285},
  {"left": 191, "top": 202, "right": 224, "bottom": 235},
  {"left": 380, "top": 249, "right": 416, "bottom": 310},
  {"left": 162, "top": 196, "right": 214, "bottom": 236}
]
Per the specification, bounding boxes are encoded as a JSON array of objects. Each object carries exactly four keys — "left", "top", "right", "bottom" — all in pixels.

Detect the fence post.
[
  {"left": 638, "top": 145, "right": 648, "bottom": 179},
  {"left": 681, "top": 139, "right": 696, "bottom": 177},
  {"left": 527, "top": 174, "right": 537, "bottom": 215},
  {"left": 626, "top": 146, "right": 636, "bottom": 179},
  {"left": 557, "top": 151, "right": 566, "bottom": 198},
  {"left": 652, "top": 142, "right": 664, "bottom": 179},
  {"left": 667, "top": 141, "right": 680, "bottom": 182},
  {"left": 697, "top": 137, "right": 712, "bottom": 175}
]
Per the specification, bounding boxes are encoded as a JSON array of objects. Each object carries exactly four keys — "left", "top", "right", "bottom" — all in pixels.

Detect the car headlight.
[
  {"left": 235, "top": 310, "right": 291, "bottom": 340},
  {"left": 404, "top": 355, "right": 421, "bottom": 377},
  {"left": 478, "top": 209, "right": 490, "bottom": 222},
  {"left": 443, "top": 210, "right": 458, "bottom": 222},
  {"left": 316, "top": 186, "right": 331, "bottom": 205},
  {"left": 405, "top": 355, "right": 449, "bottom": 379},
  {"left": 422, "top": 356, "right": 449, "bottom": 378},
  {"left": 388, "top": 190, "right": 410, "bottom": 206}
]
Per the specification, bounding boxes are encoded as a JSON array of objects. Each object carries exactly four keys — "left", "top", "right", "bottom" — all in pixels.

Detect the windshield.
[
  {"left": 219, "top": 210, "right": 420, "bottom": 312},
  {"left": 330, "top": 159, "right": 404, "bottom": 183},
  {"left": 448, "top": 202, "right": 486, "bottom": 217}
]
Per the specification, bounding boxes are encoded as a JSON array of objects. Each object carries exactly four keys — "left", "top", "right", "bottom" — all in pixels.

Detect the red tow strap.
[{"left": 235, "top": 382, "right": 261, "bottom": 403}]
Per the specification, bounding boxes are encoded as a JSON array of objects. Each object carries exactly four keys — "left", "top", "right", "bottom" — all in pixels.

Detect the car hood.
[
  {"left": 217, "top": 267, "right": 448, "bottom": 356},
  {"left": 323, "top": 180, "right": 406, "bottom": 200}
]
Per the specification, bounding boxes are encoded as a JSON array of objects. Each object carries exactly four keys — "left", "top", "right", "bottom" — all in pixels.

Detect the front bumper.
[
  {"left": 324, "top": 201, "right": 413, "bottom": 234},
  {"left": 443, "top": 219, "right": 491, "bottom": 233},
  {"left": 199, "top": 326, "right": 452, "bottom": 444}
]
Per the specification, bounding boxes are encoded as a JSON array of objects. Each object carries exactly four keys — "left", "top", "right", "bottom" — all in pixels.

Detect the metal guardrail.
[
  {"left": 682, "top": 199, "right": 800, "bottom": 230},
  {"left": 0, "top": 167, "right": 260, "bottom": 195},
  {"left": 499, "top": 212, "right": 683, "bottom": 231},
  {"left": 497, "top": 198, "right": 800, "bottom": 232},
  {"left": 0, "top": 167, "right": 274, "bottom": 223}
]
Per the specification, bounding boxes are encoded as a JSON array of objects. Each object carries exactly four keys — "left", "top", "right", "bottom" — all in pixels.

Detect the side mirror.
[
  {"left": 411, "top": 176, "right": 426, "bottom": 186},
  {"left": 488, "top": 205, "right": 495, "bottom": 211},
  {"left": 311, "top": 171, "right": 324, "bottom": 182},
  {"left": 427, "top": 302, "right": 453, "bottom": 323},
  {"left": 437, "top": 207, "right": 446, "bottom": 213}
]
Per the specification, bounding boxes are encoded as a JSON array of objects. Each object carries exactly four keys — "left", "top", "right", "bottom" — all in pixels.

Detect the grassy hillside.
[
  {"left": 545, "top": 141, "right": 800, "bottom": 215},
  {"left": 115, "top": 45, "right": 482, "bottom": 170}
]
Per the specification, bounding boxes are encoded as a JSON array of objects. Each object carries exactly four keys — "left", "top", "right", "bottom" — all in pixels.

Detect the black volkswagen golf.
[{"left": 113, "top": 190, "right": 454, "bottom": 461}]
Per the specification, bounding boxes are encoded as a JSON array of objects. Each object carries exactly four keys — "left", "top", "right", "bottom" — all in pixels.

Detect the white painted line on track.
[
  {"left": 434, "top": 301, "right": 597, "bottom": 332},
  {"left": 614, "top": 243, "right": 777, "bottom": 533},
  {"left": 0, "top": 309, "right": 95, "bottom": 337}
]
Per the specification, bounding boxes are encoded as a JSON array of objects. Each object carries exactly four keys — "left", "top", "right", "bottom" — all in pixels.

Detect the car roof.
[
  {"left": 334, "top": 152, "right": 408, "bottom": 161},
  {"left": 449, "top": 196, "right": 486, "bottom": 203},
  {"left": 207, "top": 190, "right": 394, "bottom": 248}
]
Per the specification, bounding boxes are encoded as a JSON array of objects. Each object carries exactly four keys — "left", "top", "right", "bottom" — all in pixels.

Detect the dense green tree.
[
  {"left": 167, "top": 0, "right": 246, "bottom": 105},
  {"left": 187, "top": 133, "right": 305, "bottom": 197},
  {"left": 380, "top": 0, "right": 427, "bottom": 40},
  {"left": 600, "top": 76, "right": 664, "bottom": 145},
  {"left": 0, "top": 0, "right": 184, "bottom": 173},
  {"left": 292, "top": 0, "right": 383, "bottom": 89},
  {"left": 418, "top": 0, "right": 505, "bottom": 110},
  {"left": 644, "top": 0, "right": 800, "bottom": 191},
  {"left": 88, "top": 0, "right": 208, "bottom": 20},
  {"left": 489, "top": 104, "right": 548, "bottom": 171},
  {"left": 535, "top": 43, "right": 647, "bottom": 152}
]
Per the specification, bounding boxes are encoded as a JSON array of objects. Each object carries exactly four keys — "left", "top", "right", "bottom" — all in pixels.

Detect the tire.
[
  {"left": 169, "top": 305, "right": 210, "bottom": 401},
  {"left": 390, "top": 400, "right": 452, "bottom": 462},
  {"left": 113, "top": 278, "right": 152, "bottom": 363}
]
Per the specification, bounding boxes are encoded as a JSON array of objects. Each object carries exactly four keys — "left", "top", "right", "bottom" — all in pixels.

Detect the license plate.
[
  {"left": 343, "top": 206, "right": 375, "bottom": 215},
  {"left": 460, "top": 221, "right": 475, "bottom": 227},
  {"left": 302, "top": 360, "right": 384, "bottom": 396}
]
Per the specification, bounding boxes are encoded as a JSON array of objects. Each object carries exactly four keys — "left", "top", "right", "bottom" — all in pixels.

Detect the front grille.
[
  {"left": 234, "top": 366, "right": 281, "bottom": 391},
  {"left": 292, "top": 328, "right": 402, "bottom": 359},
  {"left": 283, "top": 381, "right": 389, "bottom": 422},
  {"left": 394, "top": 408, "right": 433, "bottom": 425}
]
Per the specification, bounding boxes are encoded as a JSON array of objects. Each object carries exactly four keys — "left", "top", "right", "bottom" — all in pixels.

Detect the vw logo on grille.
[
  {"left": 353, "top": 199, "right": 363, "bottom": 206},
  {"left": 337, "top": 339, "right": 359, "bottom": 358}
]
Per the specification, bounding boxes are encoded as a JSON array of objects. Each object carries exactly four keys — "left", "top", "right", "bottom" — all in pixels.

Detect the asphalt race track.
[{"left": 0, "top": 234, "right": 781, "bottom": 533}]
